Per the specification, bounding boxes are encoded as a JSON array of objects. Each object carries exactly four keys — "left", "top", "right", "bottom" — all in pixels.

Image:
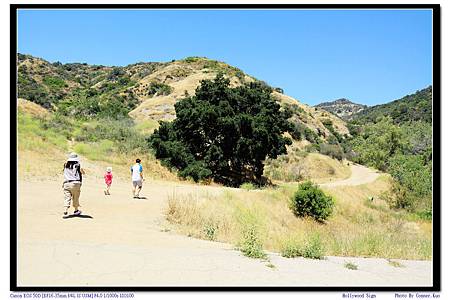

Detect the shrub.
[
  {"left": 319, "top": 143, "right": 344, "bottom": 161},
  {"left": 280, "top": 233, "right": 324, "bottom": 259},
  {"left": 290, "top": 181, "right": 334, "bottom": 221},
  {"left": 43, "top": 76, "right": 66, "bottom": 90},
  {"left": 280, "top": 239, "right": 302, "bottom": 258},
  {"left": 239, "top": 224, "right": 267, "bottom": 259},
  {"left": 344, "top": 262, "right": 358, "bottom": 270},
  {"left": 184, "top": 56, "right": 202, "bottom": 63},
  {"left": 274, "top": 87, "right": 284, "bottom": 94},
  {"left": 203, "top": 221, "right": 219, "bottom": 241},
  {"left": 240, "top": 182, "right": 255, "bottom": 191},
  {"left": 305, "top": 143, "right": 320, "bottom": 153},
  {"left": 301, "top": 233, "right": 325, "bottom": 259},
  {"left": 304, "top": 127, "right": 320, "bottom": 144},
  {"left": 387, "top": 154, "right": 432, "bottom": 212},
  {"left": 147, "top": 82, "right": 173, "bottom": 96}
]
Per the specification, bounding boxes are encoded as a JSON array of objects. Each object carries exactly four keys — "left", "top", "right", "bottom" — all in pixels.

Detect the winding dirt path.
[
  {"left": 319, "top": 163, "right": 381, "bottom": 188},
  {"left": 17, "top": 163, "right": 431, "bottom": 287}
]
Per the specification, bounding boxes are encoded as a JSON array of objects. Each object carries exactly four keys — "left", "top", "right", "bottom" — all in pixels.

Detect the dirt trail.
[
  {"left": 17, "top": 162, "right": 431, "bottom": 287},
  {"left": 319, "top": 163, "right": 381, "bottom": 188}
]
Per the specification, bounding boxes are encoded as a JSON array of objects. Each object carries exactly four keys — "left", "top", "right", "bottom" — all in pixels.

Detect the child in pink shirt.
[{"left": 104, "top": 167, "right": 113, "bottom": 195}]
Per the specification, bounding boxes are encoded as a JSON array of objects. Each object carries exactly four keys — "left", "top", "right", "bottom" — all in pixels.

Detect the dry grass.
[
  {"left": 264, "top": 145, "right": 351, "bottom": 184},
  {"left": 17, "top": 110, "right": 179, "bottom": 182},
  {"left": 304, "top": 153, "right": 351, "bottom": 184},
  {"left": 165, "top": 176, "right": 431, "bottom": 260},
  {"left": 18, "top": 98, "right": 49, "bottom": 117}
]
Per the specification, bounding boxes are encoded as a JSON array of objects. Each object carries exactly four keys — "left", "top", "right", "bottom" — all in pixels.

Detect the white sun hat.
[
  {"left": 67, "top": 152, "right": 80, "bottom": 162},
  {"left": 106, "top": 167, "right": 112, "bottom": 172}
]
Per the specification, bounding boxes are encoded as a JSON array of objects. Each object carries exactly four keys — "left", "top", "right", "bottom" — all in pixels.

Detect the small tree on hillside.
[{"left": 148, "top": 75, "right": 293, "bottom": 186}]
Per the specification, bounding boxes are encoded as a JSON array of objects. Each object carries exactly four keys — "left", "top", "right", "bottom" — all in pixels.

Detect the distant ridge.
[
  {"left": 315, "top": 98, "right": 367, "bottom": 120},
  {"left": 351, "top": 86, "right": 432, "bottom": 124}
]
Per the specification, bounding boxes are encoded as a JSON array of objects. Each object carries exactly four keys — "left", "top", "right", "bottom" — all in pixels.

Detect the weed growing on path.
[{"left": 344, "top": 262, "right": 358, "bottom": 270}]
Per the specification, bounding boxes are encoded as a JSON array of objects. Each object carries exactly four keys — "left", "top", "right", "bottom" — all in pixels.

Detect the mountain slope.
[
  {"left": 315, "top": 98, "right": 367, "bottom": 120},
  {"left": 351, "top": 86, "right": 432, "bottom": 124},
  {"left": 17, "top": 54, "right": 349, "bottom": 139}
]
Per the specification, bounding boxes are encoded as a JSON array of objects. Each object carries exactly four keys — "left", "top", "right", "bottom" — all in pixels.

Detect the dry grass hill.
[{"left": 18, "top": 54, "right": 349, "bottom": 140}]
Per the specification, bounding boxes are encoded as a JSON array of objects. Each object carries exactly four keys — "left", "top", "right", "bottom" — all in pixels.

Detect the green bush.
[
  {"left": 301, "top": 233, "right": 325, "bottom": 259},
  {"left": 305, "top": 143, "right": 320, "bottom": 153},
  {"left": 239, "top": 224, "right": 267, "bottom": 259},
  {"left": 350, "top": 117, "right": 407, "bottom": 171},
  {"left": 344, "top": 262, "right": 358, "bottom": 270},
  {"left": 281, "top": 233, "right": 324, "bottom": 259},
  {"left": 319, "top": 143, "right": 344, "bottom": 161},
  {"left": 280, "top": 240, "right": 302, "bottom": 258},
  {"left": 240, "top": 182, "right": 255, "bottom": 191},
  {"left": 290, "top": 181, "right": 334, "bottom": 222},
  {"left": 147, "top": 82, "right": 173, "bottom": 96},
  {"left": 43, "top": 76, "right": 66, "bottom": 90},
  {"left": 387, "top": 154, "right": 432, "bottom": 212}
]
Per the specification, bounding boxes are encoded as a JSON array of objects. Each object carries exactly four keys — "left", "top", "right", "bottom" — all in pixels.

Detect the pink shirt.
[{"left": 104, "top": 172, "right": 113, "bottom": 185}]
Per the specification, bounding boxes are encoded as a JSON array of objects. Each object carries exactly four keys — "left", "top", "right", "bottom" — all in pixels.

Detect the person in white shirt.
[
  {"left": 62, "top": 152, "right": 86, "bottom": 218},
  {"left": 131, "top": 158, "right": 144, "bottom": 198}
]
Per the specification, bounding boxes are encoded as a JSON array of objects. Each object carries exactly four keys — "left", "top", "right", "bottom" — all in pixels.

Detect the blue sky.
[{"left": 17, "top": 9, "right": 432, "bottom": 106}]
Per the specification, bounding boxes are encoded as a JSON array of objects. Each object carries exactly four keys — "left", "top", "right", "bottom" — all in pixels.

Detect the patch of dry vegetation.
[
  {"left": 165, "top": 176, "right": 431, "bottom": 260},
  {"left": 17, "top": 108, "right": 178, "bottom": 182},
  {"left": 264, "top": 144, "right": 351, "bottom": 184}
]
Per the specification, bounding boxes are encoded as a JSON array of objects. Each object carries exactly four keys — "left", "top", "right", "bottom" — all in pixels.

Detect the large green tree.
[{"left": 149, "top": 75, "right": 292, "bottom": 186}]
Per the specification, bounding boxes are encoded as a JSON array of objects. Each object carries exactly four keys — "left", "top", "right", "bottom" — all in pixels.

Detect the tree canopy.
[{"left": 148, "top": 75, "right": 292, "bottom": 186}]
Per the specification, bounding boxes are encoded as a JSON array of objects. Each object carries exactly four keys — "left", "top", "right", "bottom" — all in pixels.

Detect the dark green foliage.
[
  {"left": 107, "top": 67, "right": 126, "bottom": 80},
  {"left": 149, "top": 75, "right": 292, "bottom": 186},
  {"left": 17, "top": 74, "right": 53, "bottom": 108},
  {"left": 57, "top": 90, "right": 101, "bottom": 118},
  {"left": 283, "top": 103, "right": 305, "bottom": 115},
  {"left": 17, "top": 53, "right": 142, "bottom": 111},
  {"left": 147, "top": 82, "right": 173, "bottom": 96},
  {"left": 43, "top": 76, "right": 67, "bottom": 90},
  {"left": 184, "top": 56, "right": 203, "bottom": 63},
  {"left": 290, "top": 181, "right": 334, "bottom": 222},
  {"left": 347, "top": 114, "right": 432, "bottom": 215},
  {"left": 321, "top": 118, "right": 332, "bottom": 127},
  {"left": 350, "top": 117, "right": 407, "bottom": 171},
  {"left": 387, "top": 154, "right": 432, "bottom": 213},
  {"left": 352, "top": 86, "right": 432, "bottom": 124},
  {"left": 322, "top": 119, "right": 344, "bottom": 143},
  {"left": 304, "top": 128, "right": 320, "bottom": 144},
  {"left": 288, "top": 120, "right": 319, "bottom": 144},
  {"left": 57, "top": 88, "right": 138, "bottom": 120}
]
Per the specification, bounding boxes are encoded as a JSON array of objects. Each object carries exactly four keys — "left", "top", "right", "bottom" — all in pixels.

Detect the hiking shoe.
[
  {"left": 104, "top": 190, "right": 107, "bottom": 195},
  {"left": 73, "top": 210, "right": 82, "bottom": 216},
  {"left": 62, "top": 212, "right": 69, "bottom": 219}
]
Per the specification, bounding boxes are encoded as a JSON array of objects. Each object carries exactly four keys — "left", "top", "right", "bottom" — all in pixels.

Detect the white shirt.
[{"left": 131, "top": 163, "right": 143, "bottom": 181}]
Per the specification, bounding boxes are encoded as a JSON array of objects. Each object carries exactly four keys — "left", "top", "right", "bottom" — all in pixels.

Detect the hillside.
[
  {"left": 351, "top": 86, "right": 432, "bottom": 124},
  {"left": 17, "top": 54, "right": 349, "bottom": 140},
  {"left": 315, "top": 98, "right": 367, "bottom": 120}
]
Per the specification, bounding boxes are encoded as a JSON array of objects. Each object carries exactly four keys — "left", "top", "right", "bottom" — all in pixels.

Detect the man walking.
[
  {"left": 62, "top": 152, "right": 85, "bottom": 218},
  {"left": 131, "top": 158, "right": 144, "bottom": 198}
]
